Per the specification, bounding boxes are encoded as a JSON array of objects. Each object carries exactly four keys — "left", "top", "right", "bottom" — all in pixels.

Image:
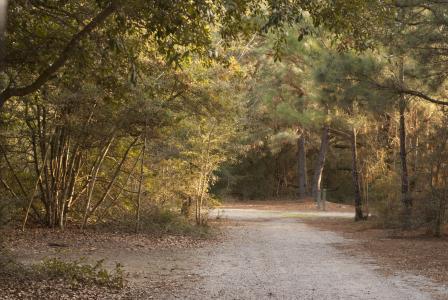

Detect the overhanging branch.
[
  {"left": 366, "top": 79, "right": 448, "bottom": 106},
  {"left": 399, "top": 88, "right": 448, "bottom": 106},
  {"left": 0, "top": 1, "right": 120, "bottom": 109}
]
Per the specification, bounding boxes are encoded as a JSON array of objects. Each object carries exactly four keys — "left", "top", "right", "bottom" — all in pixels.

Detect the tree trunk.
[
  {"left": 136, "top": 136, "right": 146, "bottom": 233},
  {"left": 351, "top": 127, "right": 364, "bottom": 221},
  {"left": 399, "top": 76, "right": 412, "bottom": 226},
  {"left": 181, "top": 196, "right": 192, "bottom": 218},
  {"left": 434, "top": 192, "right": 446, "bottom": 238},
  {"left": 86, "top": 137, "right": 138, "bottom": 221},
  {"left": 297, "top": 132, "right": 307, "bottom": 198},
  {"left": 311, "top": 126, "right": 329, "bottom": 202},
  {"left": 81, "top": 136, "right": 114, "bottom": 229},
  {"left": 410, "top": 129, "right": 418, "bottom": 193},
  {"left": 398, "top": 56, "right": 412, "bottom": 227}
]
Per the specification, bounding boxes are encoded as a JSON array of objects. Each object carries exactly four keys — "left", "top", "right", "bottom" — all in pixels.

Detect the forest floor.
[
  {"left": 302, "top": 215, "right": 448, "bottom": 285},
  {"left": 0, "top": 226, "right": 214, "bottom": 299},
  {"left": 1, "top": 200, "right": 448, "bottom": 299}
]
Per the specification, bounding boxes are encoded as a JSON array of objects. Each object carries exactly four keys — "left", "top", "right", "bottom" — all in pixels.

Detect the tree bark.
[
  {"left": 409, "top": 112, "right": 418, "bottom": 193},
  {"left": 399, "top": 60, "right": 412, "bottom": 225},
  {"left": 136, "top": 136, "right": 146, "bottom": 233},
  {"left": 351, "top": 127, "right": 364, "bottom": 221},
  {"left": 434, "top": 192, "right": 446, "bottom": 238},
  {"left": 311, "top": 126, "right": 329, "bottom": 201},
  {"left": 297, "top": 132, "right": 307, "bottom": 198}
]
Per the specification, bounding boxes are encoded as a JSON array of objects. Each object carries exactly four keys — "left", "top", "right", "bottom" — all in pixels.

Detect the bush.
[
  {"left": 139, "top": 206, "right": 211, "bottom": 237},
  {"left": 0, "top": 245, "right": 20, "bottom": 277},
  {"left": 33, "top": 258, "right": 125, "bottom": 289},
  {"left": 369, "top": 172, "right": 403, "bottom": 228},
  {"left": 0, "top": 198, "right": 17, "bottom": 226},
  {"left": 101, "top": 205, "right": 212, "bottom": 237},
  {"left": 370, "top": 172, "right": 447, "bottom": 232}
]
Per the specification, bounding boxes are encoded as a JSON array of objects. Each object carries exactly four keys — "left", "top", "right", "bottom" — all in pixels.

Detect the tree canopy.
[{"left": 1, "top": 0, "right": 448, "bottom": 236}]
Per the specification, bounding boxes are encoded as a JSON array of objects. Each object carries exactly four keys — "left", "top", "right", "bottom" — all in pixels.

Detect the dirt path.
[
  {"left": 166, "top": 208, "right": 440, "bottom": 300},
  {"left": 8, "top": 206, "right": 447, "bottom": 299}
]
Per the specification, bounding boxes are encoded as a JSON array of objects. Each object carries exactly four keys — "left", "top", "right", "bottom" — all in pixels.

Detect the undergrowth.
[
  {"left": 33, "top": 258, "right": 125, "bottom": 289},
  {"left": 96, "top": 207, "right": 213, "bottom": 238},
  {"left": 0, "top": 251, "right": 126, "bottom": 290}
]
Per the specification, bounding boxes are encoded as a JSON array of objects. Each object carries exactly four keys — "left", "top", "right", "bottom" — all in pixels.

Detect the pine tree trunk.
[
  {"left": 399, "top": 100, "right": 410, "bottom": 206},
  {"left": 399, "top": 59, "right": 412, "bottom": 226},
  {"left": 297, "top": 133, "right": 307, "bottom": 198},
  {"left": 411, "top": 112, "right": 419, "bottom": 183},
  {"left": 351, "top": 128, "right": 364, "bottom": 221},
  {"left": 434, "top": 193, "right": 446, "bottom": 238},
  {"left": 399, "top": 91, "right": 412, "bottom": 223},
  {"left": 312, "top": 126, "right": 329, "bottom": 201}
]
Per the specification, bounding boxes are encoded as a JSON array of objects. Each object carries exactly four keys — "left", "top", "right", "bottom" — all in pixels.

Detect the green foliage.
[
  {"left": 369, "top": 172, "right": 402, "bottom": 228},
  {"left": 214, "top": 145, "right": 298, "bottom": 199},
  {"left": 2, "top": 0, "right": 448, "bottom": 233},
  {"left": 139, "top": 207, "right": 211, "bottom": 237},
  {"left": 0, "top": 245, "right": 18, "bottom": 277},
  {"left": 34, "top": 258, "right": 125, "bottom": 289}
]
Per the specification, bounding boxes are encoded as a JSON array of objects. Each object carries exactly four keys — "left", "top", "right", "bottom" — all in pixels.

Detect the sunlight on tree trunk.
[
  {"left": 312, "top": 126, "right": 329, "bottom": 202},
  {"left": 351, "top": 127, "right": 365, "bottom": 221}
]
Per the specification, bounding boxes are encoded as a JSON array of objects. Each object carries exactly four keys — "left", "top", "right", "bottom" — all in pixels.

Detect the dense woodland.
[{"left": 1, "top": 0, "right": 448, "bottom": 236}]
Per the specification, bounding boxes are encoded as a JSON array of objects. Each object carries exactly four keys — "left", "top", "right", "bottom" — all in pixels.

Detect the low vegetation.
[
  {"left": 0, "top": 246, "right": 127, "bottom": 299},
  {"left": 34, "top": 258, "right": 125, "bottom": 289}
]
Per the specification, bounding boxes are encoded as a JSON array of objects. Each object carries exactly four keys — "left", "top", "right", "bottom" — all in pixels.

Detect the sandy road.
[
  {"left": 164, "top": 208, "right": 437, "bottom": 300},
  {"left": 8, "top": 206, "right": 446, "bottom": 299}
]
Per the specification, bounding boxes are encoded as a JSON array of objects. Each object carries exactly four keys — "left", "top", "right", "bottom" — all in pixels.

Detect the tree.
[
  {"left": 1, "top": 0, "right": 388, "bottom": 109},
  {"left": 311, "top": 125, "right": 329, "bottom": 202},
  {"left": 312, "top": 48, "right": 387, "bottom": 220}
]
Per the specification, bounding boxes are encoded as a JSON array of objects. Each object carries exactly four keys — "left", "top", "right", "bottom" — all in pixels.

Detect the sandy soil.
[
  {"left": 302, "top": 217, "right": 448, "bottom": 288},
  {"left": 3, "top": 202, "right": 448, "bottom": 299},
  {"left": 174, "top": 208, "right": 444, "bottom": 300}
]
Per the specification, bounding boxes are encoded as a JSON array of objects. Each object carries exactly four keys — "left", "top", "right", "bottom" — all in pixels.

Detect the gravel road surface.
[{"left": 171, "top": 208, "right": 436, "bottom": 300}]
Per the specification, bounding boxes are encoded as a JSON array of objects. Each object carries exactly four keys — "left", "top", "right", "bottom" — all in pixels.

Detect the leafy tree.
[{"left": 1, "top": 0, "right": 388, "bottom": 108}]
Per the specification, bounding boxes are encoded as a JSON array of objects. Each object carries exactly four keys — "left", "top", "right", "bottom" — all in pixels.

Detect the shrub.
[
  {"left": 369, "top": 172, "right": 403, "bottom": 228},
  {"left": 139, "top": 207, "right": 211, "bottom": 237},
  {"left": 33, "top": 258, "right": 125, "bottom": 289}
]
